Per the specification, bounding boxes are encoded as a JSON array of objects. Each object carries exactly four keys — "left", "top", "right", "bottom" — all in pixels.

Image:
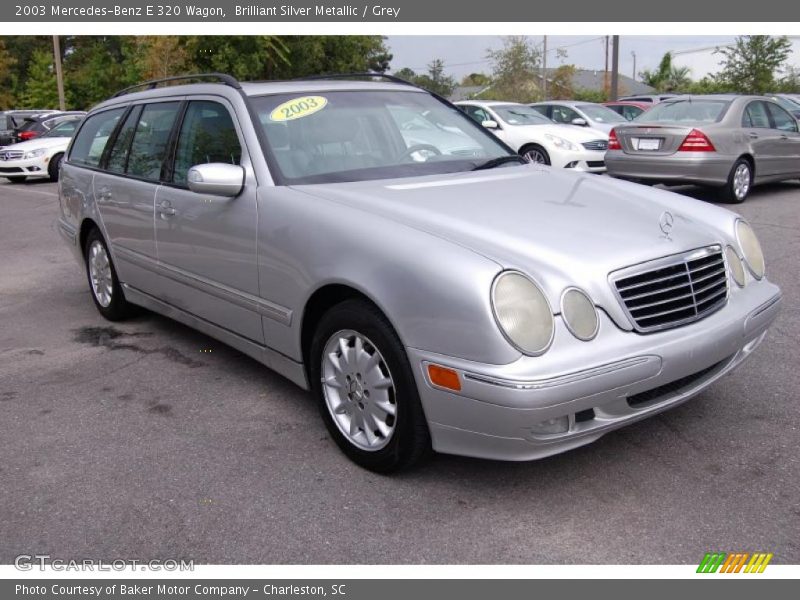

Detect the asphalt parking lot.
[{"left": 1, "top": 177, "right": 798, "bottom": 565}]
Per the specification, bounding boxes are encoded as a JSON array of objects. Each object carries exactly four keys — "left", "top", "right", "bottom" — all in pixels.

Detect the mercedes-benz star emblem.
[{"left": 659, "top": 211, "right": 675, "bottom": 239}]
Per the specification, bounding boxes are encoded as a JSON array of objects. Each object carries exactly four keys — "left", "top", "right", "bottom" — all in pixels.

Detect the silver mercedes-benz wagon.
[{"left": 57, "top": 73, "right": 782, "bottom": 472}]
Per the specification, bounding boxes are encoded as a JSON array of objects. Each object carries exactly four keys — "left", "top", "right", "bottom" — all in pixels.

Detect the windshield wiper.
[{"left": 471, "top": 155, "right": 528, "bottom": 171}]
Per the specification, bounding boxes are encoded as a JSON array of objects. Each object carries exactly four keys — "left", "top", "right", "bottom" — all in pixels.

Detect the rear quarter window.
[{"left": 69, "top": 107, "right": 126, "bottom": 168}]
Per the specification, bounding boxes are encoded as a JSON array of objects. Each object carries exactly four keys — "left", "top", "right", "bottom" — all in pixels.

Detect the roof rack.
[
  {"left": 111, "top": 73, "right": 242, "bottom": 98},
  {"left": 293, "top": 72, "right": 415, "bottom": 86}
]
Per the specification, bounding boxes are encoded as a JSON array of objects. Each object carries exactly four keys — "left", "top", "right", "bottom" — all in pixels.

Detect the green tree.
[
  {"left": 393, "top": 67, "right": 417, "bottom": 82},
  {"left": 639, "top": 52, "right": 692, "bottom": 93},
  {"left": 461, "top": 72, "right": 491, "bottom": 86},
  {"left": 715, "top": 35, "right": 793, "bottom": 94},
  {"left": 485, "top": 36, "right": 542, "bottom": 103},
  {"left": 412, "top": 59, "right": 456, "bottom": 97},
  {"left": 0, "top": 39, "right": 16, "bottom": 109},
  {"left": 548, "top": 64, "right": 576, "bottom": 100},
  {"left": 270, "top": 36, "right": 390, "bottom": 79},
  {"left": 20, "top": 49, "right": 60, "bottom": 108}
]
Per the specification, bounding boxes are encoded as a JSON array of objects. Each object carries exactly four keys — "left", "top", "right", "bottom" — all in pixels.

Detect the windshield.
[
  {"left": 577, "top": 104, "right": 626, "bottom": 123},
  {"left": 492, "top": 105, "right": 553, "bottom": 126},
  {"left": 251, "top": 90, "right": 514, "bottom": 184},
  {"left": 635, "top": 99, "right": 729, "bottom": 123},
  {"left": 42, "top": 120, "right": 80, "bottom": 138}
]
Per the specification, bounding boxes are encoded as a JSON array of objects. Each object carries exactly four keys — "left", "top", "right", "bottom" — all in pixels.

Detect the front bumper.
[
  {"left": 408, "top": 279, "right": 781, "bottom": 461},
  {"left": 552, "top": 148, "right": 607, "bottom": 173},
  {"left": 0, "top": 156, "right": 50, "bottom": 178},
  {"left": 605, "top": 151, "right": 733, "bottom": 186}
]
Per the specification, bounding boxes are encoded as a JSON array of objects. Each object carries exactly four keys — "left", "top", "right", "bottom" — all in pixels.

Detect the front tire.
[
  {"left": 48, "top": 152, "right": 64, "bottom": 182},
  {"left": 309, "top": 299, "right": 431, "bottom": 473},
  {"left": 84, "top": 228, "right": 134, "bottom": 321},
  {"left": 520, "top": 144, "right": 551, "bottom": 165},
  {"left": 719, "top": 158, "right": 752, "bottom": 203}
]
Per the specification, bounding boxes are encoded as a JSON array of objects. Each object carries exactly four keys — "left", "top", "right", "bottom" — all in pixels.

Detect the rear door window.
[
  {"left": 105, "top": 106, "right": 142, "bottom": 174},
  {"left": 171, "top": 100, "right": 242, "bottom": 185},
  {"left": 126, "top": 102, "right": 181, "bottom": 181},
  {"left": 743, "top": 102, "right": 771, "bottom": 129},
  {"left": 69, "top": 108, "right": 125, "bottom": 167}
]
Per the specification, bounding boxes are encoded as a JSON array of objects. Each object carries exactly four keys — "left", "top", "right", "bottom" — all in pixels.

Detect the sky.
[{"left": 386, "top": 35, "right": 800, "bottom": 83}]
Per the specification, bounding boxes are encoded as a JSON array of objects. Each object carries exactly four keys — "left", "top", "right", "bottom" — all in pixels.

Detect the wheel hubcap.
[
  {"left": 321, "top": 330, "right": 397, "bottom": 451},
  {"left": 733, "top": 164, "right": 750, "bottom": 199},
  {"left": 88, "top": 241, "right": 113, "bottom": 307},
  {"left": 525, "top": 149, "right": 546, "bottom": 164}
]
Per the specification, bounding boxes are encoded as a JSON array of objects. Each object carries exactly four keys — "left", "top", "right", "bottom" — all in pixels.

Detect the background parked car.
[
  {"left": 456, "top": 100, "right": 609, "bottom": 172},
  {"left": 0, "top": 110, "right": 57, "bottom": 146},
  {"left": 13, "top": 111, "right": 86, "bottom": 143},
  {"left": 0, "top": 117, "right": 82, "bottom": 183},
  {"left": 603, "top": 101, "right": 651, "bottom": 121},
  {"left": 605, "top": 95, "right": 800, "bottom": 203},
  {"left": 529, "top": 101, "right": 628, "bottom": 134},
  {"left": 764, "top": 94, "right": 800, "bottom": 119},
  {"left": 618, "top": 94, "right": 680, "bottom": 104}
]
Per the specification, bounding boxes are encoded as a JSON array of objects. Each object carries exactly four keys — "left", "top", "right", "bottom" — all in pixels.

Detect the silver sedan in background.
[{"left": 605, "top": 95, "right": 800, "bottom": 202}]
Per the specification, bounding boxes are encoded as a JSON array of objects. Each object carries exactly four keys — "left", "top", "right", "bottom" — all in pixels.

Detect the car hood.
[
  {"left": 512, "top": 123, "right": 608, "bottom": 142},
  {"left": 0, "top": 136, "right": 70, "bottom": 152},
  {"left": 295, "top": 165, "right": 737, "bottom": 324}
]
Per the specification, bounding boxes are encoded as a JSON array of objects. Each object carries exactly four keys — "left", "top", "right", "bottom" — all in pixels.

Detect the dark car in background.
[
  {"left": 0, "top": 110, "right": 57, "bottom": 146},
  {"left": 603, "top": 101, "right": 651, "bottom": 121},
  {"left": 14, "top": 111, "right": 87, "bottom": 143}
]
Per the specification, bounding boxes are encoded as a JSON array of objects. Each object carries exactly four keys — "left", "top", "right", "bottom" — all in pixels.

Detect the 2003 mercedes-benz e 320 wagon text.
[{"left": 57, "top": 73, "right": 782, "bottom": 472}]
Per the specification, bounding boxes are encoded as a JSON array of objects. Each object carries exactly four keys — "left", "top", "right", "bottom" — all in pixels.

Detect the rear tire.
[
  {"left": 520, "top": 144, "right": 551, "bottom": 166},
  {"left": 718, "top": 158, "right": 752, "bottom": 204},
  {"left": 309, "top": 299, "right": 431, "bottom": 473},
  {"left": 84, "top": 228, "right": 135, "bottom": 321},
  {"left": 5, "top": 176, "right": 26, "bottom": 183},
  {"left": 48, "top": 153, "right": 64, "bottom": 182}
]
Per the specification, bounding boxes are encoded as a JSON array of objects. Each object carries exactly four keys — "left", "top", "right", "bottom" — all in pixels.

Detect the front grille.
[
  {"left": 0, "top": 150, "right": 23, "bottom": 161},
  {"left": 582, "top": 139, "right": 608, "bottom": 151},
  {"left": 587, "top": 160, "right": 605, "bottom": 168},
  {"left": 612, "top": 246, "right": 728, "bottom": 332},
  {"left": 627, "top": 356, "right": 731, "bottom": 407}
]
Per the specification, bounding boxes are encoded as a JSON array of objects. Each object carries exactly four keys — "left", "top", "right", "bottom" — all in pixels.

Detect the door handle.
[
  {"left": 779, "top": 134, "right": 789, "bottom": 140},
  {"left": 748, "top": 132, "right": 759, "bottom": 139},
  {"left": 157, "top": 200, "right": 176, "bottom": 217},
  {"left": 96, "top": 187, "right": 112, "bottom": 202}
]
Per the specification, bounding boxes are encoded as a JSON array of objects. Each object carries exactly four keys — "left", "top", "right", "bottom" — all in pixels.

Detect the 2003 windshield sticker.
[{"left": 269, "top": 96, "right": 328, "bottom": 122}]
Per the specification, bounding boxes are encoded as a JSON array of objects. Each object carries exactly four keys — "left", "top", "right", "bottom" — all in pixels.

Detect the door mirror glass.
[
  {"left": 571, "top": 117, "right": 588, "bottom": 126},
  {"left": 481, "top": 119, "right": 499, "bottom": 130},
  {"left": 187, "top": 163, "right": 244, "bottom": 197}
]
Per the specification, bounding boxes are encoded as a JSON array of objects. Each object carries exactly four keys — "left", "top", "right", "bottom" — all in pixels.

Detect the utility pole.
[
  {"left": 52, "top": 35, "right": 66, "bottom": 111},
  {"left": 603, "top": 36, "right": 609, "bottom": 99},
  {"left": 631, "top": 50, "right": 637, "bottom": 82},
  {"left": 610, "top": 35, "right": 620, "bottom": 101},
  {"left": 542, "top": 35, "right": 547, "bottom": 101}
]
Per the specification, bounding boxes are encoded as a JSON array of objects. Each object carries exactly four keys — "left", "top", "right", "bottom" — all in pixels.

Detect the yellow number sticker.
[{"left": 269, "top": 96, "right": 328, "bottom": 122}]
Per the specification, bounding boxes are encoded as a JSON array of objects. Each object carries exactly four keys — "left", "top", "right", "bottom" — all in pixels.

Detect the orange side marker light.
[{"left": 428, "top": 364, "right": 462, "bottom": 392}]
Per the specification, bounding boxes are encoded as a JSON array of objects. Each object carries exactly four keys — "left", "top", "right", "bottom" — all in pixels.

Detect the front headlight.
[
  {"left": 23, "top": 148, "right": 46, "bottom": 159},
  {"left": 725, "top": 245, "right": 745, "bottom": 287},
  {"left": 544, "top": 133, "right": 578, "bottom": 152},
  {"left": 561, "top": 288, "right": 599, "bottom": 341},
  {"left": 492, "top": 271, "right": 554, "bottom": 355},
  {"left": 735, "top": 220, "right": 765, "bottom": 279}
]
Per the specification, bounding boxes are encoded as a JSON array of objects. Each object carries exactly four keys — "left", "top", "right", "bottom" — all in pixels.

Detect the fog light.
[
  {"left": 565, "top": 161, "right": 578, "bottom": 168},
  {"left": 530, "top": 415, "right": 569, "bottom": 435}
]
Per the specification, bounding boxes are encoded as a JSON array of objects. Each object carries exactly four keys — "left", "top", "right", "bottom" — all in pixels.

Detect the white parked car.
[
  {"left": 0, "top": 117, "right": 82, "bottom": 183},
  {"left": 529, "top": 101, "right": 629, "bottom": 135},
  {"left": 456, "top": 100, "right": 609, "bottom": 173}
]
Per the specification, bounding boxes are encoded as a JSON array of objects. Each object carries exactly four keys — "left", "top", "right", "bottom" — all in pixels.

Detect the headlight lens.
[
  {"left": 492, "top": 272, "right": 554, "bottom": 355},
  {"left": 561, "top": 288, "right": 599, "bottom": 341},
  {"left": 544, "top": 133, "right": 578, "bottom": 152},
  {"left": 23, "top": 148, "right": 46, "bottom": 159},
  {"left": 725, "top": 245, "right": 745, "bottom": 287},
  {"left": 736, "top": 220, "right": 765, "bottom": 279}
]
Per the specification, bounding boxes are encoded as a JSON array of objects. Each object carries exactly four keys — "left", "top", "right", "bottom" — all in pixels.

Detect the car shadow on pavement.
[{"left": 659, "top": 179, "right": 800, "bottom": 204}]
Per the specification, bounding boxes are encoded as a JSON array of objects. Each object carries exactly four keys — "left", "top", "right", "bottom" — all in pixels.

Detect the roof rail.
[
  {"left": 111, "top": 73, "right": 242, "bottom": 98},
  {"left": 293, "top": 72, "right": 416, "bottom": 87}
]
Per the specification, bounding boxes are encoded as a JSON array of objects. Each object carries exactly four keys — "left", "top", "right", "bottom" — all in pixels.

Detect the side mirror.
[
  {"left": 187, "top": 163, "right": 244, "bottom": 197},
  {"left": 571, "top": 118, "right": 588, "bottom": 126},
  {"left": 481, "top": 119, "right": 499, "bottom": 130}
]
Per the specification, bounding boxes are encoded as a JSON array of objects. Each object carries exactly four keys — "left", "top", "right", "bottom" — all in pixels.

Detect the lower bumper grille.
[
  {"left": 627, "top": 356, "right": 731, "bottom": 407},
  {"left": 0, "top": 167, "right": 24, "bottom": 174},
  {"left": 587, "top": 160, "right": 606, "bottom": 168},
  {"left": 612, "top": 246, "right": 728, "bottom": 332}
]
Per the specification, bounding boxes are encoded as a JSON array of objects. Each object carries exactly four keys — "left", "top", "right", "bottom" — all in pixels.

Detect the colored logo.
[{"left": 697, "top": 552, "right": 773, "bottom": 573}]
